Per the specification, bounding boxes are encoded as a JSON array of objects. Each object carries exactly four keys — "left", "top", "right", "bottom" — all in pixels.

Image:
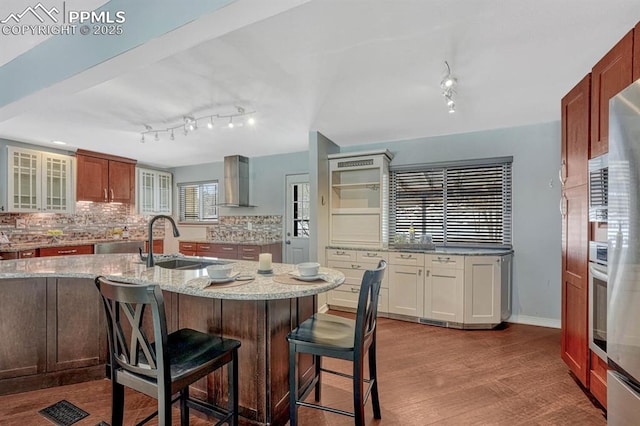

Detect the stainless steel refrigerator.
[{"left": 608, "top": 78, "right": 640, "bottom": 424}]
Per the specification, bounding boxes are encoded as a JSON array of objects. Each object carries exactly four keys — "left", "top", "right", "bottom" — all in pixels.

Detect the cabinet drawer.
[
  {"left": 179, "top": 242, "right": 197, "bottom": 256},
  {"left": 327, "top": 260, "right": 388, "bottom": 288},
  {"left": 212, "top": 244, "right": 238, "bottom": 259},
  {"left": 19, "top": 249, "right": 39, "bottom": 258},
  {"left": 40, "top": 245, "right": 93, "bottom": 257},
  {"left": 389, "top": 252, "right": 425, "bottom": 266},
  {"left": 239, "top": 251, "right": 259, "bottom": 261},
  {"left": 328, "top": 286, "right": 388, "bottom": 313},
  {"left": 196, "top": 243, "right": 217, "bottom": 256},
  {"left": 428, "top": 254, "right": 464, "bottom": 270},
  {"left": 356, "top": 250, "right": 387, "bottom": 263},
  {"left": 326, "top": 249, "right": 357, "bottom": 262},
  {"left": 239, "top": 245, "right": 261, "bottom": 260}
]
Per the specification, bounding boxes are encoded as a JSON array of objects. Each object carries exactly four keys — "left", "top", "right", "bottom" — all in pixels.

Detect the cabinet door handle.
[
  {"left": 336, "top": 250, "right": 346, "bottom": 255},
  {"left": 350, "top": 288, "right": 359, "bottom": 293},
  {"left": 365, "top": 253, "right": 378, "bottom": 257},
  {"left": 559, "top": 160, "right": 567, "bottom": 186},
  {"left": 103, "top": 188, "right": 108, "bottom": 201},
  {"left": 560, "top": 193, "right": 567, "bottom": 217},
  {"left": 400, "top": 254, "right": 413, "bottom": 259},
  {"left": 58, "top": 249, "right": 77, "bottom": 254},
  {"left": 222, "top": 247, "right": 234, "bottom": 251},
  {"left": 200, "top": 246, "right": 210, "bottom": 250},
  {"left": 351, "top": 264, "right": 362, "bottom": 269},
  {"left": 436, "top": 256, "right": 450, "bottom": 262},
  {"left": 425, "top": 270, "right": 430, "bottom": 277},
  {"left": 110, "top": 188, "right": 114, "bottom": 200}
]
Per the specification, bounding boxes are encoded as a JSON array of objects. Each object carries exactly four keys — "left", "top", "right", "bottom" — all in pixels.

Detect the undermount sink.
[{"left": 154, "top": 258, "right": 228, "bottom": 270}]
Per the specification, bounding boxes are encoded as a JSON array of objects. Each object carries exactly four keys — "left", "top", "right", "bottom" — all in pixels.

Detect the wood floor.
[{"left": 0, "top": 315, "right": 606, "bottom": 425}]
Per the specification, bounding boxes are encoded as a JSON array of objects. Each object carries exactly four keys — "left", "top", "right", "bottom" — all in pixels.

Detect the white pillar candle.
[{"left": 258, "top": 253, "right": 272, "bottom": 271}]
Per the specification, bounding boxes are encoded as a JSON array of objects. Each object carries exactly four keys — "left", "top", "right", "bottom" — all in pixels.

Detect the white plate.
[
  {"left": 209, "top": 272, "right": 239, "bottom": 284},
  {"left": 289, "top": 273, "right": 325, "bottom": 282}
]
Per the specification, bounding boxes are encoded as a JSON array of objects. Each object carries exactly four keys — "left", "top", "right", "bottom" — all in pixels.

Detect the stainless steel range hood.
[{"left": 218, "top": 155, "right": 255, "bottom": 207}]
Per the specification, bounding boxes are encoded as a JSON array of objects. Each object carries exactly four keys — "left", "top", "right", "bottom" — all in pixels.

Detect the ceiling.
[{"left": 0, "top": 0, "right": 639, "bottom": 168}]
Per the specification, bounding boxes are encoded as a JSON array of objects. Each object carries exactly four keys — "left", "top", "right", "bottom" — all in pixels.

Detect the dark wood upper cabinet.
[
  {"left": 76, "top": 149, "right": 136, "bottom": 204},
  {"left": 634, "top": 22, "right": 640, "bottom": 81},
  {"left": 561, "top": 74, "right": 590, "bottom": 189},
  {"left": 590, "top": 30, "right": 634, "bottom": 158}
]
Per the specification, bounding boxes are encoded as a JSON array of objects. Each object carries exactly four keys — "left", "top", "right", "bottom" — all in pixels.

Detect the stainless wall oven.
[{"left": 588, "top": 241, "right": 607, "bottom": 361}]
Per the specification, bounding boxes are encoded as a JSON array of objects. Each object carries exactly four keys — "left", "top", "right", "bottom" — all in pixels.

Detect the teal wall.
[
  {"left": 170, "top": 151, "right": 309, "bottom": 216},
  {"left": 339, "top": 121, "right": 562, "bottom": 326}
]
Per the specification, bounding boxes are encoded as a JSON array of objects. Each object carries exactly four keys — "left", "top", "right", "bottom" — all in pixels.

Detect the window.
[
  {"left": 178, "top": 181, "right": 218, "bottom": 222},
  {"left": 292, "top": 182, "right": 310, "bottom": 237},
  {"left": 390, "top": 157, "right": 512, "bottom": 247}
]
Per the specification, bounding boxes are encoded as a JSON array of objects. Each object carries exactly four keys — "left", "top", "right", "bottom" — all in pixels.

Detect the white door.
[{"left": 285, "top": 174, "right": 310, "bottom": 264}]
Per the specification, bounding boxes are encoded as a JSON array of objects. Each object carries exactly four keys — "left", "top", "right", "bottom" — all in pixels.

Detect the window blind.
[
  {"left": 390, "top": 159, "right": 512, "bottom": 247},
  {"left": 178, "top": 181, "right": 218, "bottom": 222}
]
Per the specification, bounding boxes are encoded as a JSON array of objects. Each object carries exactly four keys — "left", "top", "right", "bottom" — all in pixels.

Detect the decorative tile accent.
[
  {"left": 0, "top": 203, "right": 164, "bottom": 245},
  {"left": 207, "top": 216, "right": 282, "bottom": 243}
]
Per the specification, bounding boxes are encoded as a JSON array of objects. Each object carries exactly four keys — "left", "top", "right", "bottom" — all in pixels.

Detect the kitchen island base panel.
[
  {"left": 0, "top": 365, "right": 106, "bottom": 397},
  {"left": 0, "top": 276, "right": 317, "bottom": 426}
]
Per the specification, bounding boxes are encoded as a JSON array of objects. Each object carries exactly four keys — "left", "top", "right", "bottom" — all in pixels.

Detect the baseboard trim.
[
  {"left": 317, "top": 303, "right": 329, "bottom": 313},
  {"left": 507, "top": 315, "right": 560, "bottom": 329}
]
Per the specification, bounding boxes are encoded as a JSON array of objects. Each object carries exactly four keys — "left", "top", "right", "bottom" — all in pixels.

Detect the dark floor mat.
[{"left": 38, "top": 400, "right": 89, "bottom": 426}]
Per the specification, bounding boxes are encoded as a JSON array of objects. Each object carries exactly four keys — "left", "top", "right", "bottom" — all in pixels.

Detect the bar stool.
[
  {"left": 287, "top": 260, "right": 387, "bottom": 425},
  {"left": 95, "top": 276, "right": 241, "bottom": 426}
]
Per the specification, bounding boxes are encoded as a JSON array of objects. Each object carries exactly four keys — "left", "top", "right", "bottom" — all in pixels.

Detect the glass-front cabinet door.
[
  {"left": 7, "top": 147, "right": 74, "bottom": 213},
  {"left": 137, "top": 168, "right": 172, "bottom": 215},
  {"left": 8, "top": 147, "right": 40, "bottom": 212},
  {"left": 42, "top": 153, "right": 74, "bottom": 212}
]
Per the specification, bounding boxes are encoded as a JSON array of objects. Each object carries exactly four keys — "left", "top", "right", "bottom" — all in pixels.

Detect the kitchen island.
[{"left": 0, "top": 254, "right": 344, "bottom": 426}]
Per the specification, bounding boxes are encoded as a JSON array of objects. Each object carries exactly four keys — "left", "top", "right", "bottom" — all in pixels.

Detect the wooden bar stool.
[
  {"left": 95, "top": 276, "right": 241, "bottom": 426},
  {"left": 287, "top": 260, "right": 387, "bottom": 425}
]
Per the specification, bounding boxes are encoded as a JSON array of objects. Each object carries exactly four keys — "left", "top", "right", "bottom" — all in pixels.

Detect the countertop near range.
[
  {"left": 327, "top": 245, "right": 513, "bottom": 256},
  {"left": 178, "top": 238, "right": 282, "bottom": 245},
  {"left": 0, "top": 238, "right": 150, "bottom": 253},
  {"left": 0, "top": 254, "right": 343, "bottom": 300}
]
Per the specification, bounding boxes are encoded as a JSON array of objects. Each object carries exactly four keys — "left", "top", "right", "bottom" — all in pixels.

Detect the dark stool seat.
[
  {"left": 95, "top": 276, "right": 241, "bottom": 426},
  {"left": 287, "top": 260, "right": 387, "bottom": 425}
]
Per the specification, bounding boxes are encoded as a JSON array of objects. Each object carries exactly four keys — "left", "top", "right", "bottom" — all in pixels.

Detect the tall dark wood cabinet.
[
  {"left": 634, "top": 22, "right": 640, "bottom": 81},
  {"left": 560, "top": 75, "right": 591, "bottom": 388},
  {"left": 590, "top": 30, "right": 634, "bottom": 158}
]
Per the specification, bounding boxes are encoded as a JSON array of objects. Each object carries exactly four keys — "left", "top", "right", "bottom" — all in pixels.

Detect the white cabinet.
[
  {"left": 6, "top": 146, "right": 74, "bottom": 213},
  {"left": 388, "top": 252, "right": 424, "bottom": 317},
  {"left": 137, "top": 168, "right": 172, "bottom": 215},
  {"left": 328, "top": 150, "right": 393, "bottom": 248},
  {"left": 326, "top": 249, "right": 389, "bottom": 313},
  {"left": 463, "top": 254, "right": 513, "bottom": 327},
  {"left": 424, "top": 254, "right": 465, "bottom": 324}
]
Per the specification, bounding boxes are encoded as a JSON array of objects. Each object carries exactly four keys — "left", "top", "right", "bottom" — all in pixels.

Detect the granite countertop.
[
  {"left": 0, "top": 238, "right": 150, "bottom": 252},
  {"left": 178, "top": 238, "right": 282, "bottom": 245},
  {"left": 327, "top": 245, "right": 514, "bottom": 256},
  {"left": 0, "top": 254, "right": 344, "bottom": 300}
]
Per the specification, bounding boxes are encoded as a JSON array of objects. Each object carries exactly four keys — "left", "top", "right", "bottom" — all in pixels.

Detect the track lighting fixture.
[
  {"left": 139, "top": 106, "right": 256, "bottom": 142},
  {"left": 441, "top": 61, "right": 457, "bottom": 113}
]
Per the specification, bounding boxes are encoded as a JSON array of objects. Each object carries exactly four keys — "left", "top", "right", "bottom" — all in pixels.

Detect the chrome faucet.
[{"left": 147, "top": 215, "right": 180, "bottom": 267}]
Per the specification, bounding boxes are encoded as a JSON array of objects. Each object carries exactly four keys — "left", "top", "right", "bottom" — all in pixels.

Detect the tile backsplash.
[
  {"left": 207, "top": 216, "right": 282, "bottom": 243},
  {"left": 0, "top": 207, "right": 282, "bottom": 246},
  {"left": 0, "top": 202, "right": 160, "bottom": 245}
]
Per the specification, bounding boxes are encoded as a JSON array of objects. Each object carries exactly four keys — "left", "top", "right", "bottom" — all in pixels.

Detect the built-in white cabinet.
[
  {"left": 326, "top": 249, "right": 389, "bottom": 313},
  {"left": 388, "top": 252, "right": 424, "bottom": 317},
  {"left": 328, "top": 150, "right": 393, "bottom": 248},
  {"left": 425, "top": 255, "right": 465, "bottom": 323},
  {"left": 325, "top": 248, "right": 512, "bottom": 329},
  {"left": 462, "top": 254, "right": 513, "bottom": 327},
  {"left": 136, "top": 167, "right": 172, "bottom": 215},
  {"left": 6, "top": 146, "right": 75, "bottom": 213}
]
